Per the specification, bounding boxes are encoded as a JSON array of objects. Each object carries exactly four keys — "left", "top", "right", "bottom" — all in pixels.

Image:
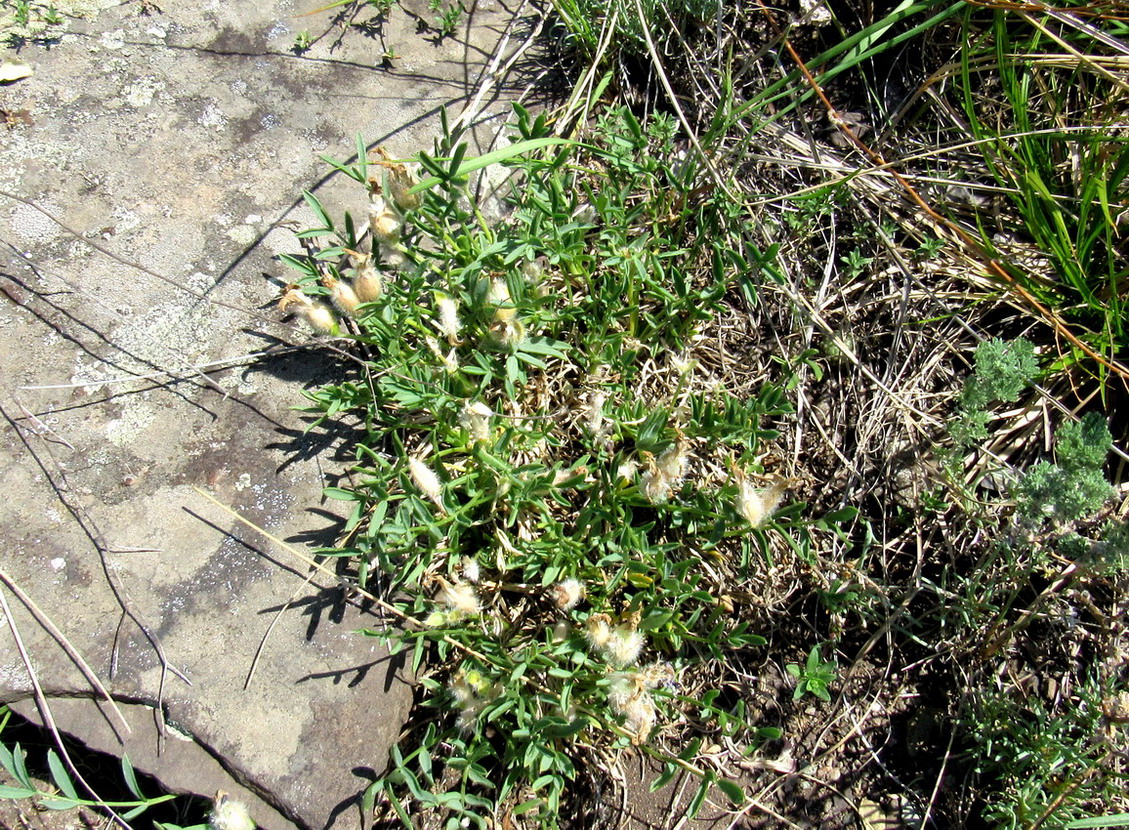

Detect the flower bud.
[{"left": 459, "top": 401, "right": 493, "bottom": 442}]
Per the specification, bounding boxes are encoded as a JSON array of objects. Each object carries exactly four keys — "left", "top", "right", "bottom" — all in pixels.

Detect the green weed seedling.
[
  {"left": 292, "top": 29, "right": 312, "bottom": 52},
  {"left": 786, "top": 645, "right": 837, "bottom": 702},
  {"left": 427, "top": 0, "right": 462, "bottom": 37},
  {"left": 276, "top": 106, "right": 804, "bottom": 825},
  {"left": 965, "top": 674, "right": 1126, "bottom": 829}
]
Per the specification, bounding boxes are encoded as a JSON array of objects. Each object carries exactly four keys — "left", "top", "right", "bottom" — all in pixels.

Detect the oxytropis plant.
[{"left": 276, "top": 107, "right": 832, "bottom": 826}]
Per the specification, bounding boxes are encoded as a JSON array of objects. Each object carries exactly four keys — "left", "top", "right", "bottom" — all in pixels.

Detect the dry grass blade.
[
  {"left": 750, "top": 0, "right": 1129, "bottom": 383},
  {"left": 0, "top": 589, "right": 131, "bottom": 829}
]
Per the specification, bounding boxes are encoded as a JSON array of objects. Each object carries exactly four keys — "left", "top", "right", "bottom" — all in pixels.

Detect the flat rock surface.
[{"left": 0, "top": 1, "right": 543, "bottom": 827}]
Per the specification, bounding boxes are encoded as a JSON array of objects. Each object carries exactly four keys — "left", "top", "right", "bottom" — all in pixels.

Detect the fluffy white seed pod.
[
  {"left": 460, "top": 555, "right": 481, "bottom": 584},
  {"left": 616, "top": 459, "right": 639, "bottom": 483},
  {"left": 584, "top": 614, "right": 612, "bottom": 650},
  {"left": 368, "top": 195, "right": 402, "bottom": 244},
  {"left": 302, "top": 304, "right": 339, "bottom": 335},
  {"left": 387, "top": 165, "right": 422, "bottom": 211},
  {"left": 585, "top": 391, "right": 607, "bottom": 437},
  {"left": 347, "top": 251, "right": 383, "bottom": 303},
  {"left": 604, "top": 624, "right": 645, "bottom": 668},
  {"left": 322, "top": 275, "right": 360, "bottom": 317},
  {"left": 487, "top": 317, "right": 526, "bottom": 350},
  {"left": 370, "top": 147, "right": 423, "bottom": 212},
  {"left": 641, "top": 457, "right": 672, "bottom": 504},
  {"left": 550, "top": 578, "right": 585, "bottom": 611},
  {"left": 278, "top": 287, "right": 340, "bottom": 335},
  {"left": 433, "top": 291, "right": 462, "bottom": 344},
  {"left": 735, "top": 475, "right": 787, "bottom": 528},
  {"left": 655, "top": 438, "right": 688, "bottom": 484},
  {"left": 621, "top": 690, "right": 656, "bottom": 743},
  {"left": 408, "top": 456, "right": 444, "bottom": 509},
  {"left": 424, "top": 335, "right": 460, "bottom": 374},
  {"left": 435, "top": 576, "right": 481, "bottom": 616},
  {"left": 487, "top": 276, "right": 512, "bottom": 309},
  {"left": 210, "top": 792, "right": 256, "bottom": 830},
  {"left": 606, "top": 673, "right": 656, "bottom": 744},
  {"left": 449, "top": 672, "right": 477, "bottom": 707}
]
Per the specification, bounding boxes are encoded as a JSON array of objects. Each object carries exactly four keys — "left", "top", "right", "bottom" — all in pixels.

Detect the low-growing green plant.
[
  {"left": 272, "top": 106, "right": 834, "bottom": 825},
  {"left": 786, "top": 645, "right": 837, "bottom": 702},
  {"left": 0, "top": 0, "right": 65, "bottom": 43},
  {"left": 427, "top": 0, "right": 462, "bottom": 38},
  {"left": 1017, "top": 412, "right": 1113, "bottom": 526},
  {"left": 0, "top": 707, "right": 178, "bottom": 824},
  {"left": 962, "top": 673, "right": 1127, "bottom": 829},
  {"left": 292, "top": 29, "right": 313, "bottom": 52},
  {"left": 950, "top": 337, "right": 1039, "bottom": 448}
]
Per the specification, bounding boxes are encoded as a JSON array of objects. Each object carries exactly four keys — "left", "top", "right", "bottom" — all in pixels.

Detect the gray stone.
[{"left": 0, "top": 0, "right": 541, "bottom": 826}]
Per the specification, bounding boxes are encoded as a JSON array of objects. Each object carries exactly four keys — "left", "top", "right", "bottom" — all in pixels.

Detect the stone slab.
[{"left": 0, "top": 0, "right": 541, "bottom": 826}]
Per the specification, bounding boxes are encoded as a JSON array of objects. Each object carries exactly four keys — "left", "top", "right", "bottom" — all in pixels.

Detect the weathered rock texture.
[{"left": 0, "top": 0, "right": 543, "bottom": 826}]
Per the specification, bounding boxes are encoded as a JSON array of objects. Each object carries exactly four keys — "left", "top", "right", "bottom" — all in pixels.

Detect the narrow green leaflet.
[
  {"left": 409, "top": 138, "right": 577, "bottom": 193},
  {"left": 47, "top": 749, "right": 79, "bottom": 801}
]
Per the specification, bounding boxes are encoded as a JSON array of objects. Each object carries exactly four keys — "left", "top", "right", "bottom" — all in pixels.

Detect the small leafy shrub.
[
  {"left": 1017, "top": 412, "right": 1113, "bottom": 526},
  {"left": 427, "top": 0, "right": 462, "bottom": 38},
  {"left": 950, "top": 337, "right": 1038, "bottom": 448},
  {"left": 277, "top": 107, "right": 821, "bottom": 825},
  {"left": 0, "top": 707, "right": 179, "bottom": 823},
  {"left": 0, "top": 0, "right": 65, "bottom": 43}
]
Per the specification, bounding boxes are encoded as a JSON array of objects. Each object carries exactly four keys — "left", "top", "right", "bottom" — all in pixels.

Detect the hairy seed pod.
[
  {"left": 409, "top": 456, "right": 444, "bottom": 510},
  {"left": 435, "top": 576, "right": 481, "bottom": 616},
  {"left": 369, "top": 195, "right": 402, "bottom": 244},
  {"left": 347, "top": 250, "right": 383, "bottom": 303},
  {"left": 322, "top": 275, "right": 359, "bottom": 317},
  {"left": 550, "top": 578, "right": 585, "bottom": 611}
]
